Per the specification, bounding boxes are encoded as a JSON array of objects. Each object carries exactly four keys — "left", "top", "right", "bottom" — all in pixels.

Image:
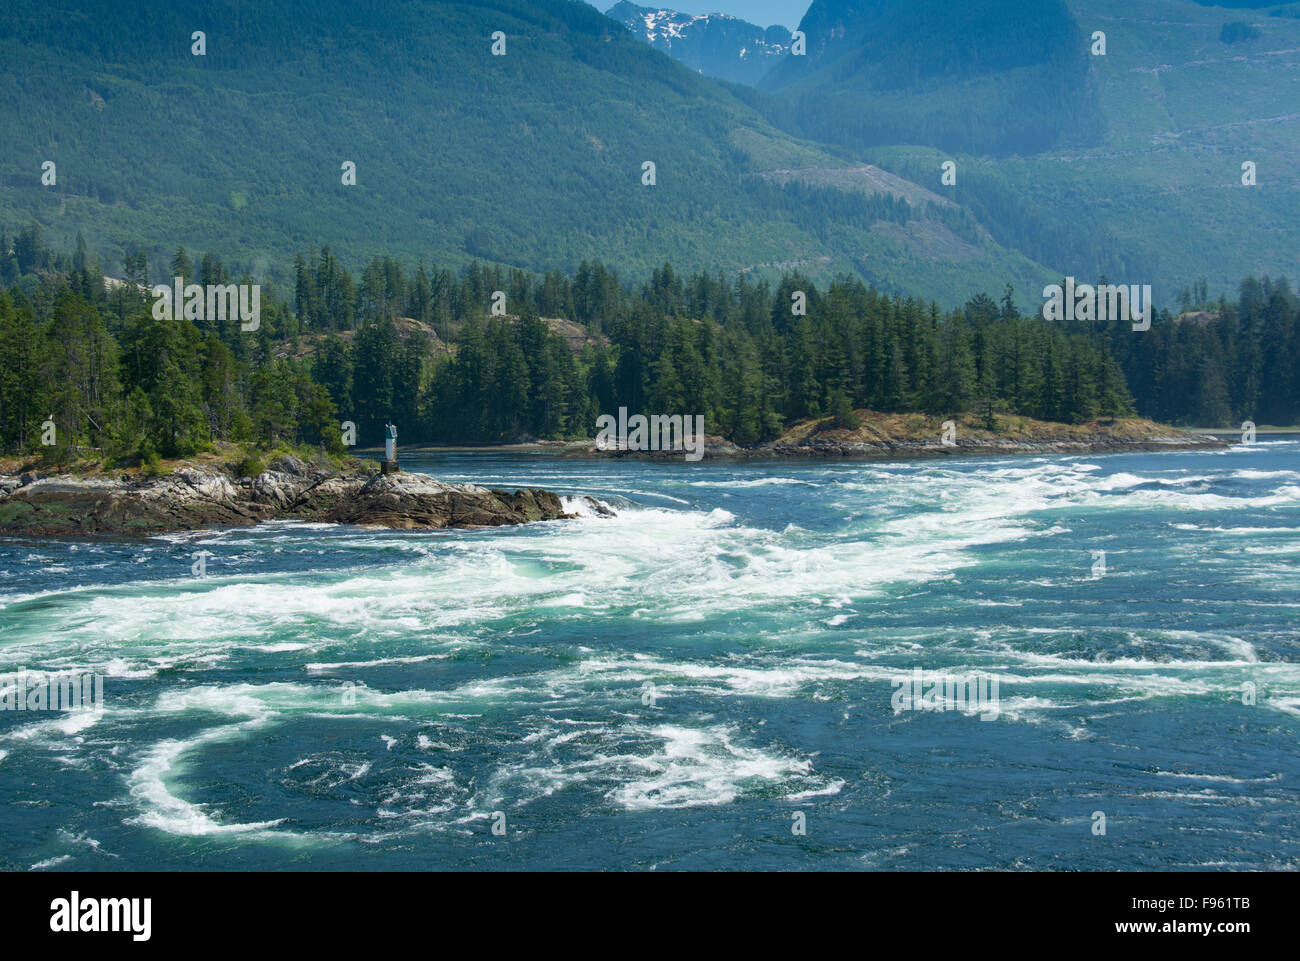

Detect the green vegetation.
[
  {"left": 231, "top": 454, "right": 266, "bottom": 479},
  {"left": 732, "top": 0, "right": 1300, "bottom": 303},
  {"left": 1220, "top": 22, "right": 1261, "bottom": 44},
  {"left": 0, "top": 0, "right": 1058, "bottom": 308},
  {"left": 3, "top": 0, "right": 1296, "bottom": 320},
  {"left": 2, "top": 229, "right": 1295, "bottom": 468},
  {"left": 759, "top": 0, "right": 1101, "bottom": 157}
]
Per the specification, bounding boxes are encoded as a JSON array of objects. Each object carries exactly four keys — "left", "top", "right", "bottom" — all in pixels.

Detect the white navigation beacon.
[{"left": 384, "top": 422, "right": 397, "bottom": 462}]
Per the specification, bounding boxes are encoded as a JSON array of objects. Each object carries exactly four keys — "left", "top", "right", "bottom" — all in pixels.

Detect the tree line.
[{"left": 1, "top": 223, "right": 1296, "bottom": 465}]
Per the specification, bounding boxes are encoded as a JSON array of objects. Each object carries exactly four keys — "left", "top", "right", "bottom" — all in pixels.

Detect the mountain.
[
  {"left": 759, "top": 0, "right": 1103, "bottom": 157},
  {"left": 736, "top": 0, "right": 1300, "bottom": 302},
  {"left": 606, "top": 2, "right": 792, "bottom": 85},
  {"left": 0, "top": 0, "right": 1059, "bottom": 306}
]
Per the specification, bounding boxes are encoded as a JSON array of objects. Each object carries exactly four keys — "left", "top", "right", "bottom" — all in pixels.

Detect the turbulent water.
[{"left": 1, "top": 443, "right": 1298, "bottom": 871}]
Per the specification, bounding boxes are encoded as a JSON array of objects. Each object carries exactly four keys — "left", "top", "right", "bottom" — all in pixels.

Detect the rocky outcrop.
[
  {"left": 0, "top": 472, "right": 264, "bottom": 535},
  {"left": 759, "top": 433, "right": 1226, "bottom": 460},
  {"left": 316, "top": 473, "right": 567, "bottom": 529},
  {"left": 572, "top": 414, "right": 1229, "bottom": 461},
  {"left": 0, "top": 467, "right": 578, "bottom": 536}
]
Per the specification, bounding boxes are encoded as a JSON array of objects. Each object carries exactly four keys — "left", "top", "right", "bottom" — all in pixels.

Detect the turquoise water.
[{"left": 1, "top": 444, "right": 1298, "bottom": 871}]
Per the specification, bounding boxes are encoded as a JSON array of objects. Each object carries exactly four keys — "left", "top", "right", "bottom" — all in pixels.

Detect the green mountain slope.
[
  {"left": 760, "top": 0, "right": 1104, "bottom": 157},
  {"left": 742, "top": 0, "right": 1300, "bottom": 300},
  {"left": 0, "top": 0, "right": 1059, "bottom": 306}
]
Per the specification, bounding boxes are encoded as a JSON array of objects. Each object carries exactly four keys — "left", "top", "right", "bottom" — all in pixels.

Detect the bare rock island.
[{"left": 0, "top": 455, "right": 580, "bottom": 536}]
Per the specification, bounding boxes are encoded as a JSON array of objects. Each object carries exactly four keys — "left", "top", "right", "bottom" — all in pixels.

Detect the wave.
[
  {"left": 29, "top": 856, "right": 74, "bottom": 871},
  {"left": 687, "top": 477, "right": 815, "bottom": 489},
  {"left": 3, "top": 446, "right": 1299, "bottom": 860}
]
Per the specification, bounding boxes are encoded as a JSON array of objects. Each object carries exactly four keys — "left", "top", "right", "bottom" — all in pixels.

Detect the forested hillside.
[
  {"left": 0, "top": 0, "right": 1058, "bottom": 307},
  {"left": 726, "top": 0, "right": 1300, "bottom": 304},
  {"left": 3, "top": 228, "right": 1295, "bottom": 467},
  {"left": 758, "top": 0, "right": 1102, "bottom": 157}
]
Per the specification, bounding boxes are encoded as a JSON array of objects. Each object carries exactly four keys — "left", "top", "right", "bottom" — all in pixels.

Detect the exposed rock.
[
  {"left": 0, "top": 472, "right": 264, "bottom": 535},
  {"left": 293, "top": 475, "right": 363, "bottom": 515},
  {"left": 268, "top": 453, "right": 308, "bottom": 476},
  {"left": 0, "top": 468, "right": 575, "bottom": 536},
  {"left": 576, "top": 413, "right": 1229, "bottom": 461},
  {"left": 176, "top": 467, "right": 242, "bottom": 502},
  {"left": 307, "top": 453, "right": 341, "bottom": 478},
  {"left": 571, "top": 495, "right": 616, "bottom": 517},
  {"left": 317, "top": 473, "right": 568, "bottom": 529},
  {"left": 249, "top": 470, "right": 311, "bottom": 510}
]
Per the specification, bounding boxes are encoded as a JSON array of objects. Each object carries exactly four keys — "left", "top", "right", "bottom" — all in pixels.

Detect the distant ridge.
[{"left": 606, "top": 2, "right": 792, "bottom": 85}]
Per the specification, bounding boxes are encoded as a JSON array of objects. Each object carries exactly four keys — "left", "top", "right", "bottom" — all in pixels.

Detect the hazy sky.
[{"left": 602, "top": 1, "right": 812, "bottom": 31}]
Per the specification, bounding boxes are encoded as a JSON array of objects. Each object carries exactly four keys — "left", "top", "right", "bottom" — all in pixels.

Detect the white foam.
[
  {"left": 601, "top": 723, "right": 826, "bottom": 810},
  {"left": 127, "top": 726, "right": 291, "bottom": 838},
  {"left": 687, "top": 477, "right": 813, "bottom": 488},
  {"left": 1151, "top": 771, "right": 1282, "bottom": 785},
  {"left": 6, "top": 448, "right": 1300, "bottom": 845},
  {"left": 29, "top": 856, "right": 73, "bottom": 870},
  {"left": 561, "top": 495, "right": 619, "bottom": 516}
]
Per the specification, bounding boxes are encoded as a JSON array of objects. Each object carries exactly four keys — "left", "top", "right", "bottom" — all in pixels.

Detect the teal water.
[{"left": 1, "top": 444, "right": 1298, "bottom": 871}]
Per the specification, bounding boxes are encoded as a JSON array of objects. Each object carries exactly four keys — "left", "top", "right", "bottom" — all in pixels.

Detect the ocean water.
[{"left": 1, "top": 443, "right": 1298, "bottom": 871}]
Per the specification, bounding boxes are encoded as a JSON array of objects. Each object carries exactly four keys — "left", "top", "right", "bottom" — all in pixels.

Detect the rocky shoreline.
[
  {"left": 0, "top": 455, "right": 586, "bottom": 537},
  {"left": 549, "top": 435, "right": 1228, "bottom": 461},
  {"left": 0, "top": 418, "right": 1231, "bottom": 536},
  {"left": 408, "top": 414, "right": 1230, "bottom": 463},
  {"left": 706, "top": 432, "right": 1228, "bottom": 461},
  {"left": 567, "top": 412, "right": 1231, "bottom": 461}
]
